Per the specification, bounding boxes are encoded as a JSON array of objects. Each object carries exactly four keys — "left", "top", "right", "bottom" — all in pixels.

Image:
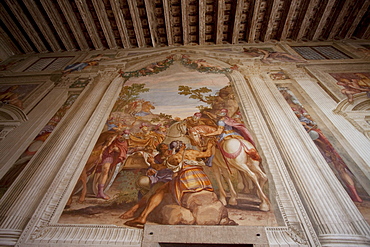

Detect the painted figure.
[
  {"left": 337, "top": 78, "right": 370, "bottom": 103},
  {"left": 243, "top": 47, "right": 306, "bottom": 64},
  {"left": 129, "top": 123, "right": 164, "bottom": 151},
  {"left": 94, "top": 132, "right": 129, "bottom": 200},
  {"left": 202, "top": 109, "right": 270, "bottom": 211},
  {"left": 119, "top": 143, "right": 173, "bottom": 219},
  {"left": 0, "top": 85, "right": 24, "bottom": 109},
  {"left": 295, "top": 111, "right": 363, "bottom": 203},
  {"left": 62, "top": 54, "right": 109, "bottom": 75},
  {"left": 123, "top": 139, "right": 216, "bottom": 228}
]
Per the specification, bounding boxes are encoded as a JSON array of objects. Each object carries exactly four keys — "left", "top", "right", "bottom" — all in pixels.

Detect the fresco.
[
  {"left": 0, "top": 84, "right": 38, "bottom": 109},
  {"left": 0, "top": 79, "right": 89, "bottom": 198},
  {"left": 243, "top": 47, "right": 307, "bottom": 64},
  {"left": 329, "top": 72, "right": 370, "bottom": 103},
  {"left": 62, "top": 54, "right": 112, "bottom": 76},
  {"left": 278, "top": 87, "right": 368, "bottom": 205},
  {"left": 60, "top": 56, "right": 277, "bottom": 228}
]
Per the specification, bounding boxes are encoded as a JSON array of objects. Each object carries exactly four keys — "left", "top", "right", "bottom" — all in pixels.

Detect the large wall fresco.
[{"left": 60, "top": 56, "right": 277, "bottom": 228}]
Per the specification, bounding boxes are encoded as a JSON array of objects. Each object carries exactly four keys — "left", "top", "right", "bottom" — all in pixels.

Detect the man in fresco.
[
  {"left": 123, "top": 139, "right": 216, "bottom": 228},
  {"left": 129, "top": 123, "right": 163, "bottom": 151},
  {"left": 95, "top": 132, "right": 129, "bottom": 200},
  {"left": 295, "top": 111, "right": 363, "bottom": 203},
  {"left": 336, "top": 77, "right": 370, "bottom": 103},
  {"left": 119, "top": 142, "right": 173, "bottom": 219},
  {"left": 203, "top": 108, "right": 256, "bottom": 156}
]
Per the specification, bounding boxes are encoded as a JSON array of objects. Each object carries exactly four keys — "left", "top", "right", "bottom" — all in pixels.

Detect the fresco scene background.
[{"left": 59, "top": 57, "right": 277, "bottom": 228}]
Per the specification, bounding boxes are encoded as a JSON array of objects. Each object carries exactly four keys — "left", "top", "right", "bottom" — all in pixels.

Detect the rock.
[
  {"left": 160, "top": 205, "right": 195, "bottom": 225},
  {"left": 149, "top": 190, "right": 236, "bottom": 225},
  {"left": 182, "top": 190, "right": 226, "bottom": 225}
]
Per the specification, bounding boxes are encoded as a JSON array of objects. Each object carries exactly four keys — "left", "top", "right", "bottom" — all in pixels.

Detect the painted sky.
[{"left": 125, "top": 62, "right": 230, "bottom": 119}]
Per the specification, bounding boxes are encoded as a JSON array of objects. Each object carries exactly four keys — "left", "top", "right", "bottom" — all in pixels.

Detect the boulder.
[
  {"left": 182, "top": 190, "right": 228, "bottom": 225},
  {"left": 149, "top": 190, "right": 236, "bottom": 225},
  {"left": 160, "top": 205, "right": 195, "bottom": 225}
]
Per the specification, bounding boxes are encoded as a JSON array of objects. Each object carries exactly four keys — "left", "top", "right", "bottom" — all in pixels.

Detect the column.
[
  {"left": 0, "top": 72, "right": 118, "bottom": 245},
  {"left": 0, "top": 81, "right": 67, "bottom": 179},
  {"left": 245, "top": 68, "right": 370, "bottom": 246}
]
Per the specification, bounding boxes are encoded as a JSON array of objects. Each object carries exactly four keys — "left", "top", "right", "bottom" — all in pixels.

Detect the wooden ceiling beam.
[
  {"left": 296, "top": 0, "right": 317, "bottom": 41},
  {"left": 0, "top": 3, "right": 34, "bottom": 53},
  {"left": 0, "top": 25, "right": 21, "bottom": 56},
  {"left": 91, "top": 0, "right": 118, "bottom": 49},
  {"left": 312, "top": 0, "right": 335, "bottom": 40},
  {"left": 248, "top": 0, "right": 262, "bottom": 42},
  {"left": 280, "top": 0, "right": 299, "bottom": 40},
  {"left": 215, "top": 0, "right": 225, "bottom": 44},
  {"left": 362, "top": 24, "right": 370, "bottom": 40},
  {"left": 127, "top": 0, "right": 146, "bottom": 48},
  {"left": 162, "top": 0, "right": 173, "bottom": 46},
  {"left": 56, "top": 0, "right": 89, "bottom": 51},
  {"left": 23, "top": 0, "right": 62, "bottom": 52},
  {"left": 74, "top": 0, "right": 104, "bottom": 50},
  {"left": 328, "top": 0, "right": 352, "bottom": 39},
  {"left": 199, "top": 0, "right": 206, "bottom": 45},
  {"left": 181, "top": 0, "right": 189, "bottom": 45},
  {"left": 39, "top": 0, "right": 76, "bottom": 51},
  {"left": 232, "top": 0, "right": 244, "bottom": 44},
  {"left": 344, "top": 0, "right": 370, "bottom": 39},
  {"left": 109, "top": 0, "right": 131, "bottom": 49},
  {"left": 264, "top": 0, "right": 281, "bottom": 42},
  {"left": 4, "top": 0, "right": 48, "bottom": 52},
  {"left": 144, "top": 0, "right": 159, "bottom": 47}
]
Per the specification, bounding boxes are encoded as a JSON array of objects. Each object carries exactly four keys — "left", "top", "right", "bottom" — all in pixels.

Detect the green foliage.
[
  {"left": 158, "top": 112, "right": 172, "bottom": 119},
  {"left": 178, "top": 85, "right": 217, "bottom": 106}
]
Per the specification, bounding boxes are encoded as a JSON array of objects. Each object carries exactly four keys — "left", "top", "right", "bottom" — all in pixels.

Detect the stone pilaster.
[
  {"left": 6, "top": 71, "right": 142, "bottom": 247},
  {"left": 243, "top": 67, "right": 370, "bottom": 246},
  {"left": 0, "top": 72, "right": 115, "bottom": 245},
  {"left": 289, "top": 68, "right": 370, "bottom": 190},
  {"left": 233, "top": 67, "right": 320, "bottom": 246},
  {"left": 0, "top": 81, "right": 66, "bottom": 179}
]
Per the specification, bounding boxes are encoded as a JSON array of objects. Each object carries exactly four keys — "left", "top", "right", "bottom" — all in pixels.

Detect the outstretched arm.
[
  {"left": 203, "top": 125, "right": 224, "bottom": 137},
  {"left": 184, "top": 140, "right": 215, "bottom": 160}
]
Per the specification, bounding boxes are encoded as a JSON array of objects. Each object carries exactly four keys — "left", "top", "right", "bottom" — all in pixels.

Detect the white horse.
[
  {"left": 212, "top": 138, "right": 270, "bottom": 211},
  {"left": 188, "top": 125, "right": 270, "bottom": 211}
]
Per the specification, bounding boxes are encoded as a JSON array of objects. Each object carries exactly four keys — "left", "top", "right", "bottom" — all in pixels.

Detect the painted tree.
[
  {"left": 178, "top": 85, "right": 217, "bottom": 111},
  {"left": 112, "top": 83, "right": 149, "bottom": 112}
]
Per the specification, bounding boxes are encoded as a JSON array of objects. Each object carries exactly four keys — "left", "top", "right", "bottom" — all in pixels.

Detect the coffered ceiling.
[{"left": 0, "top": 0, "right": 369, "bottom": 55}]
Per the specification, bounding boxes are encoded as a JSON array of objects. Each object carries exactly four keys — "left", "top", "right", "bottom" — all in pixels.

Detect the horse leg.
[
  {"left": 238, "top": 164, "right": 270, "bottom": 212},
  {"left": 221, "top": 166, "right": 238, "bottom": 205},
  {"left": 213, "top": 165, "right": 227, "bottom": 205},
  {"left": 213, "top": 152, "right": 238, "bottom": 206},
  {"left": 238, "top": 171, "right": 253, "bottom": 194},
  {"left": 249, "top": 161, "right": 270, "bottom": 211}
]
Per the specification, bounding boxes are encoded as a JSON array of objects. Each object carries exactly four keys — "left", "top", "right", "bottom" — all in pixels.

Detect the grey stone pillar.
[{"left": 245, "top": 67, "right": 370, "bottom": 246}]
